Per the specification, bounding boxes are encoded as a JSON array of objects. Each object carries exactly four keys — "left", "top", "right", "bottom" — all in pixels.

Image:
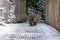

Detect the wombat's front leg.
[{"left": 29, "top": 21, "right": 33, "bottom": 26}]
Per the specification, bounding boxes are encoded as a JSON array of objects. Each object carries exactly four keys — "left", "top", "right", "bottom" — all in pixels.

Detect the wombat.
[{"left": 28, "top": 10, "right": 37, "bottom": 26}]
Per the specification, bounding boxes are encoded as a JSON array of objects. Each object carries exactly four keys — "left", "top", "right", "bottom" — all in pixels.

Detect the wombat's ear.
[{"left": 9, "top": 0, "right": 13, "bottom": 2}]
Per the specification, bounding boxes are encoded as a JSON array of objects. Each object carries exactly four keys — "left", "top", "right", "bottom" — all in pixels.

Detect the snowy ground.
[{"left": 0, "top": 23, "right": 60, "bottom": 40}]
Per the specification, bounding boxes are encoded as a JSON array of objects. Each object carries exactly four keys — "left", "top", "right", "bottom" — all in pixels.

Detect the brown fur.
[{"left": 28, "top": 11, "right": 37, "bottom": 26}]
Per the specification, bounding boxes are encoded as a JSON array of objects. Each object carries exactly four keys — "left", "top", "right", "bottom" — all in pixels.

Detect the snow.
[
  {"left": 0, "top": 23, "right": 60, "bottom": 40},
  {"left": 0, "top": 0, "right": 4, "bottom": 7},
  {"left": 0, "top": 0, "right": 16, "bottom": 23},
  {"left": 8, "top": 2, "right": 16, "bottom": 23},
  {"left": 0, "top": 7, "right": 5, "bottom": 22}
]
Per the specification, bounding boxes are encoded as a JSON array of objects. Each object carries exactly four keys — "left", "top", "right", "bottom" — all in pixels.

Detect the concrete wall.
[
  {"left": 45, "top": 0, "right": 60, "bottom": 31},
  {"left": 15, "top": 0, "right": 27, "bottom": 22}
]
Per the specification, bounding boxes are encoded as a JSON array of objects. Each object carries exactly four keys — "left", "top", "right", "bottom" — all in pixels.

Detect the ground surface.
[{"left": 0, "top": 23, "right": 60, "bottom": 40}]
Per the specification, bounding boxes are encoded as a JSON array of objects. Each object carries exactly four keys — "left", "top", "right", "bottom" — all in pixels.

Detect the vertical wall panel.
[
  {"left": 15, "top": 0, "right": 27, "bottom": 22},
  {"left": 45, "top": 0, "right": 60, "bottom": 31}
]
